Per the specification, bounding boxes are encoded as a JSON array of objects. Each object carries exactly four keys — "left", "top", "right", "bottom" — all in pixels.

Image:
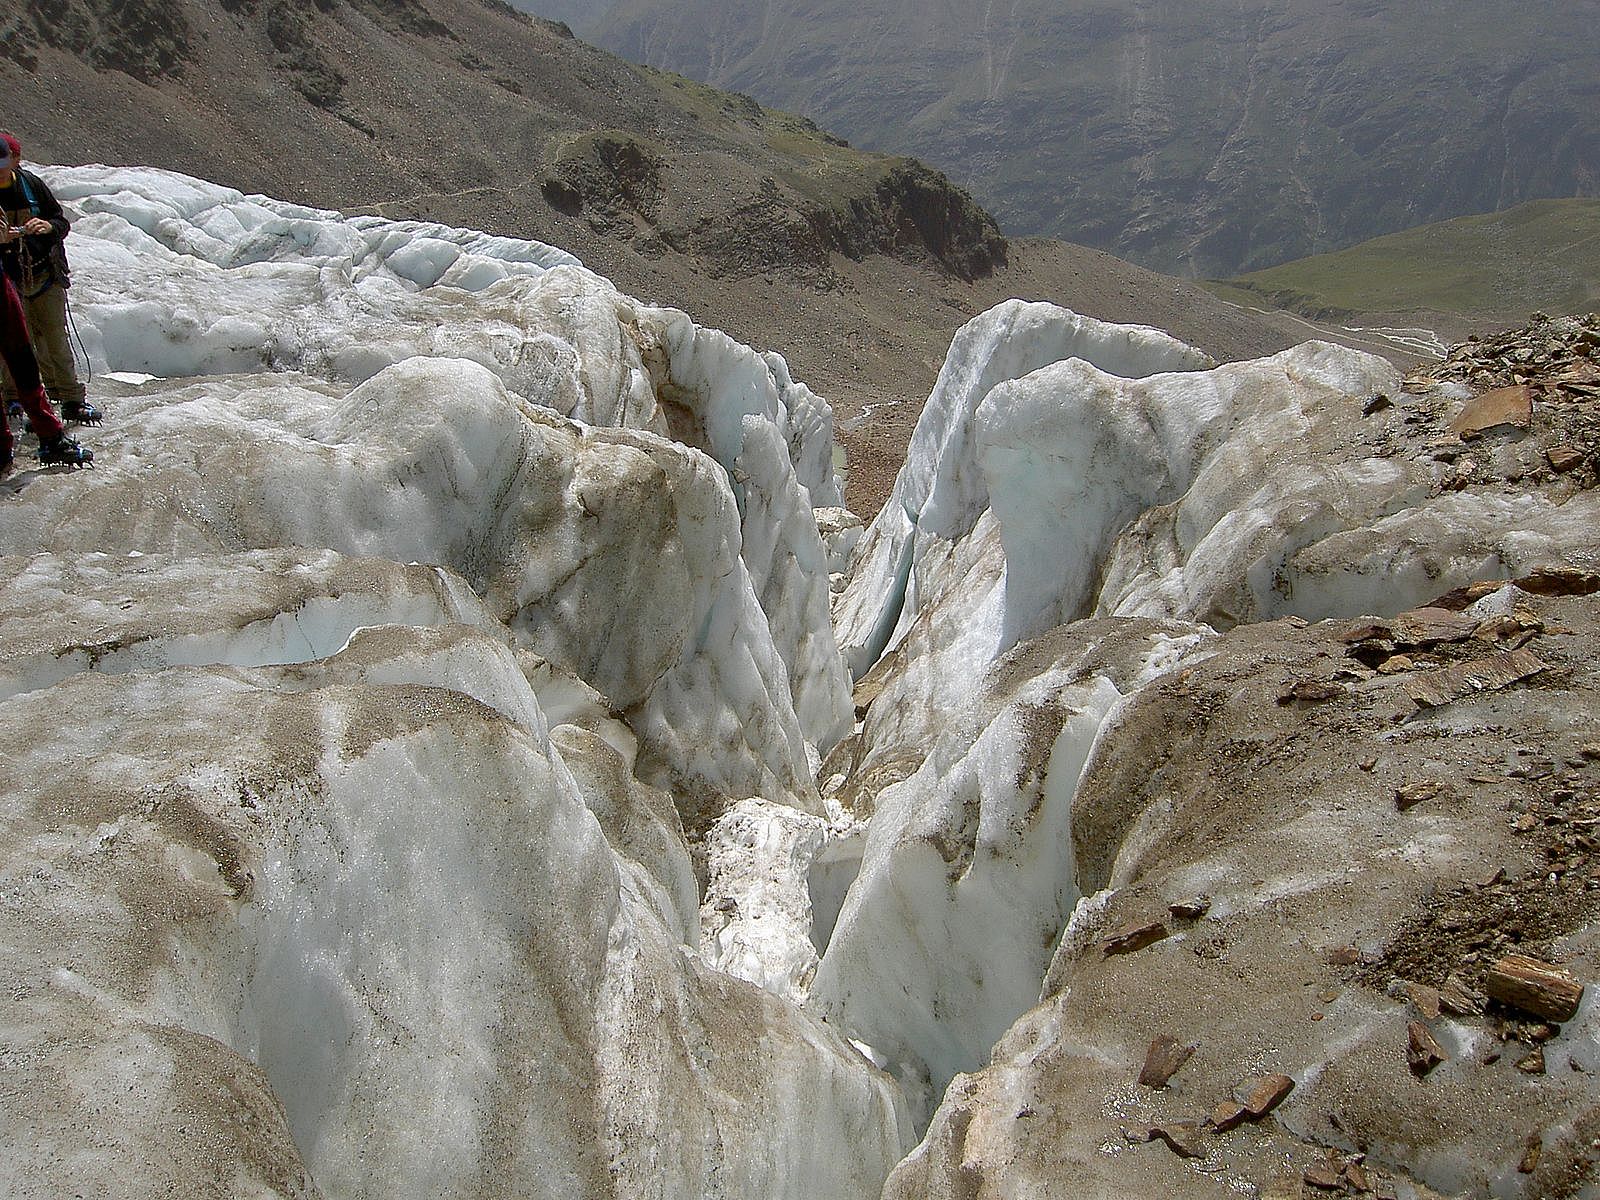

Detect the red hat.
[{"left": 0, "top": 132, "right": 17, "bottom": 171}]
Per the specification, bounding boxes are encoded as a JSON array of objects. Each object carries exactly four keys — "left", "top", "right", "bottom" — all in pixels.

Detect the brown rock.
[
  {"left": 1344, "top": 1161, "right": 1374, "bottom": 1192},
  {"left": 1440, "top": 976, "right": 1486, "bottom": 1016},
  {"left": 1408, "top": 649, "right": 1548, "bottom": 709},
  {"left": 1101, "top": 920, "right": 1170, "bottom": 956},
  {"left": 1377, "top": 654, "right": 1415, "bottom": 674},
  {"left": 1520, "top": 1135, "right": 1543, "bottom": 1174},
  {"left": 1132, "top": 1121, "right": 1206, "bottom": 1158},
  {"left": 1514, "top": 566, "right": 1600, "bottom": 597},
  {"left": 1399, "top": 981, "right": 1443, "bottom": 1020},
  {"left": 1516, "top": 1047, "right": 1547, "bottom": 1075},
  {"left": 1580, "top": 744, "right": 1600, "bottom": 761},
  {"left": 1484, "top": 954, "right": 1586, "bottom": 1021},
  {"left": 1239, "top": 1073, "right": 1295, "bottom": 1116},
  {"left": 1407, "top": 1021, "right": 1446, "bottom": 1076},
  {"left": 1168, "top": 895, "right": 1211, "bottom": 920},
  {"left": 1341, "top": 620, "right": 1395, "bottom": 644},
  {"left": 1278, "top": 679, "right": 1347, "bottom": 705},
  {"left": 1473, "top": 614, "right": 1538, "bottom": 645},
  {"left": 1303, "top": 1160, "right": 1344, "bottom": 1190},
  {"left": 1209, "top": 1100, "right": 1249, "bottom": 1132},
  {"left": 1393, "top": 606, "right": 1480, "bottom": 647},
  {"left": 1326, "top": 945, "right": 1362, "bottom": 966},
  {"left": 1547, "top": 445, "right": 1587, "bottom": 473},
  {"left": 1452, "top": 385, "right": 1533, "bottom": 439},
  {"left": 1428, "top": 579, "right": 1508, "bottom": 611},
  {"left": 1138, "top": 1035, "right": 1198, "bottom": 1088},
  {"left": 1395, "top": 781, "right": 1441, "bottom": 811}
]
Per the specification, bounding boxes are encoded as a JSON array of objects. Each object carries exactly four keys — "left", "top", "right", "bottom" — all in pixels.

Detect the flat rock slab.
[
  {"left": 1407, "top": 647, "right": 1548, "bottom": 709},
  {"left": 1451, "top": 384, "right": 1533, "bottom": 439}
]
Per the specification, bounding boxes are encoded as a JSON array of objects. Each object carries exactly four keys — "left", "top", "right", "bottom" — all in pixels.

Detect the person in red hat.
[{"left": 0, "top": 129, "right": 103, "bottom": 431}]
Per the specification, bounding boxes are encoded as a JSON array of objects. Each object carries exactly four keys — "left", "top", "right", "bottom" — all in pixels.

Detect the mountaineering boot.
[
  {"left": 37, "top": 433, "right": 92, "bottom": 468},
  {"left": 62, "top": 397, "right": 104, "bottom": 426}
]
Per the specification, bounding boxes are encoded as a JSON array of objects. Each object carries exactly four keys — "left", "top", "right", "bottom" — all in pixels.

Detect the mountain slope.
[
  {"left": 583, "top": 0, "right": 1600, "bottom": 278},
  {"left": 0, "top": 0, "right": 1317, "bottom": 509},
  {"left": 1210, "top": 198, "right": 1600, "bottom": 334}
]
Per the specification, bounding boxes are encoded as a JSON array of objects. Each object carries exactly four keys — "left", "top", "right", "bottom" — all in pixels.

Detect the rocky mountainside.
[
  {"left": 583, "top": 0, "right": 1600, "bottom": 278},
  {"left": 0, "top": 0, "right": 1359, "bottom": 511}
]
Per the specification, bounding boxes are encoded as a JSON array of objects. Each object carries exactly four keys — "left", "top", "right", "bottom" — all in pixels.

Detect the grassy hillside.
[{"left": 1207, "top": 199, "right": 1600, "bottom": 327}]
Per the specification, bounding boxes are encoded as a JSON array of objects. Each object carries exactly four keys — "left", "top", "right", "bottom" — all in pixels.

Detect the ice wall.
[
  {"left": 816, "top": 299, "right": 1600, "bottom": 1134},
  {"left": 45, "top": 165, "right": 851, "bottom": 759},
  {"left": 0, "top": 553, "right": 911, "bottom": 1198},
  {"left": 0, "top": 167, "right": 906, "bottom": 1198}
]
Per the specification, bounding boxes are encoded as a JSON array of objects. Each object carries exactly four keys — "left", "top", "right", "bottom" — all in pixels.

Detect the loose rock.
[
  {"left": 1138, "top": 1035, "right": 1198, "bottom": 1088},
  {"left": 1451, "top": 385, "right": 1533, "bottom": 440},
  {"left": 1239, "top": 1073, "right": 1295, "bottom": 1116},
  {"left": 1484, "top": 954, "right": 1586, "bottom": 1021},
  {"left": 1101, "top": 920, "right": 1171, "bottom": 955},
  {"left": 1407, "top": 1021, "right": 1446, "bottom": 1076},
  {"left": 1408, "top": 649, "right": 1548, "bottom": 709}
]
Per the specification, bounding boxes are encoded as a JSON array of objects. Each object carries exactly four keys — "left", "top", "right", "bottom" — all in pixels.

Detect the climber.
[
  {"left": 0, "top": 268, "right": 92, "bottom": 473},
  {"left": 0, "top": 130, "right": 103, "bottom": 428}
]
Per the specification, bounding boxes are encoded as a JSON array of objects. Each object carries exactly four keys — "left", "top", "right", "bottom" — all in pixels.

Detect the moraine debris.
[
  {"left": 1302, "top": 1159, "right": 1345, "bottom": 1191},
  {"left": 1168, "top": 895, "right": 1211, "bottom": 920},
  {"left": 1450, "top": 384, "right": 1534, "bottom": 440},
  {"left": 1548, "top": 445, "right": 1586, "bottom": 473},
  {"left": 1407, "top": 649, "right": 1548, "bottom": 710},
  {"left": 1138, "top": 1034, "right": 1198, "bottom": 1088},
  {"left": 1209, "top": 1100, "right": 1249, "bottom": 1132},
  {"left": 1516, "top": 1047, "right": 1547, "bottom": 1075},
  {"left": 1239, "top": 1073, "right": 1295, "bottom": 1117},
  {"left": 1515, "top": 566, "right": 1600, "bottom": 597},
  {"left": 1484, "top": 954, "right": 1585, "bottom": 1022},
  {"left": 1278, "top": 679, "right": 1347, "bottom": 705},
  {"left": 1439, "top": 975, "right": 1487, "bottom": 1017},
  {"left": 1396, "top": 980, "right": 1443, "bottom": 1020},
  {"left": 1126, "top": 1121, "right": 1206, "bottom": 1159},
  {"left": 1520, "top": 1135, "right": 1543, "bottom": 1174},
  {"left": 1407, "top": 1021, "right": 1446, "bottom": 1076},
  {"left": 1393, "top": 606, "right": 1480, "bottom": 646},
  {"left": 1344, "top": 1160, "right": 1374, "bottom": 1193},
  {"left": 1101, "top": 919, "right": 1171, "bottom": 956},
  {"left": 1395, "top": 781, "right": 1441, "bottom": 811}
]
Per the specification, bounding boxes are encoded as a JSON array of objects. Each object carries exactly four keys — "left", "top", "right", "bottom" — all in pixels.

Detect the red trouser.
[{"left": 0, "top": 271, "right": 64, "bottom": 462}]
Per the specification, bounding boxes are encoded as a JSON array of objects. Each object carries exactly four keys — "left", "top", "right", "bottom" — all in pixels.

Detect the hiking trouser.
[
  {"left": 0, "top": 274, "right": 64, "bottom": 464},
  {"left": 0, "top": 282, "right": 84, "bottom": 408}
]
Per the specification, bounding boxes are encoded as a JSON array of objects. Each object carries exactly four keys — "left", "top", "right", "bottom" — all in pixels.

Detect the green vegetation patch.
[{"left": 1208, "top": 199, "right": 1600, "bottom": 322}]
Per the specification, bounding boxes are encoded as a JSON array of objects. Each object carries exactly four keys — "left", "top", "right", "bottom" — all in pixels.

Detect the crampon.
[
  {"left": 62, "top": 397, "right": 104, "bottom": 426},
  {"left": 37, "top": 434, "right": 93, "bottom": 468}
]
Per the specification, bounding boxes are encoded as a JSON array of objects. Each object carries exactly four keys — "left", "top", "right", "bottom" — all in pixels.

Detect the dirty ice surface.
[{"left": 6, "top": 165, "right": 1597, "bottom": 1200}]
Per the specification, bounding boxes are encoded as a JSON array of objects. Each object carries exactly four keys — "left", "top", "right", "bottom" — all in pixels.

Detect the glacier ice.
[
  {"left": 8, "top": 162, "right": 1600, "bottom": 1200},
  {"left": 1, "top": 166, "right": 906, "bottom": 1199}
]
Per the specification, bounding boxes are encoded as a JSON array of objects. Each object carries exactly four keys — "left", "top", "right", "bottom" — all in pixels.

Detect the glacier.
[{"left": 4, "top": 164, "right": 1600, "bottom": 1200}]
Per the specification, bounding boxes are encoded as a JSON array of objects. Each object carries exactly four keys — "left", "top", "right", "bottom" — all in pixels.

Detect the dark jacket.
[{"left": 0, "top": 168, "right": 72, "bottom": 298}]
